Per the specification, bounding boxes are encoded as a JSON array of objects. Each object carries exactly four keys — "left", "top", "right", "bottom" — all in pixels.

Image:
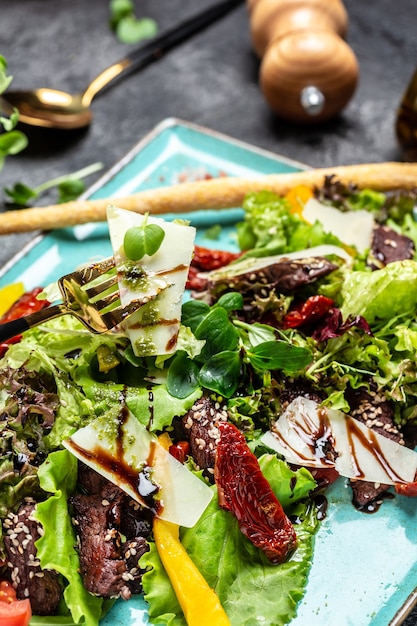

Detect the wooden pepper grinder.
[{"left": 247, "top": 0, "right": 359, "bottom": 123}]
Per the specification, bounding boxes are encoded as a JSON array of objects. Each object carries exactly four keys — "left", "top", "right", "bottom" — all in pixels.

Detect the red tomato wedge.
[{"left": 0, "top": 581, "right": 32, "bottom": 626}]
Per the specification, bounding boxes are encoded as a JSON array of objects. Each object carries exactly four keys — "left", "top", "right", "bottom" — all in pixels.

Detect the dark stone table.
[{"left": 1, "top": 0, "right": 417, "bottom": 624}]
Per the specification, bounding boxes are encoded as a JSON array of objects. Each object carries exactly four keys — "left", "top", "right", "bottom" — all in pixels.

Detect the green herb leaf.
[
  {"left": 198, "top": 350, "right": 241, "bottom": 398},
  {"left": 0, "top": 108, "right": 19, "bottom": 132},
  {"left": 57, "top": 178, "right": 86, "bottom": 203},
  {"left": 0, "top": 57, "right": 28, "bottom": 173},
  {"left": 167, "top": 351, "right": 200, "bottom": 398},
  {"left": 4, "top": 182, "right": 37, "bottom": 205},
  {"left": 116, "top": 16, "right": 158, "bottom": 44},
  {"left": 0, "top": 129, "right": 28, "bottom": 156},
  {"left": 123, "top": 220, "right": 165, "bottom": 261},
  {"left": 204, "top": 224, "right": 222, "bottom": 240},
  {"left": 109, "top": 0, "right": 133, "bottom": 25},
  {"left": 4, "top": 162, "right": 103, "bottom": 207},
  {"left": 248, "top": 340, "right": 312, "bottom": 373},
  {"left": 181, "top": 300, "right": 211, "bottom": 333},
  {"left": 194, "top": 307, "right": 240, "bottom": 360},
  {"left": 216, "top": 291, "right": 244, "bottom": 312},
  {"left": 109, "top": 0, "right": 158, "bottom": 44},
  {"left": 0, "top": 55, "right": 12, "bottom": 94}
]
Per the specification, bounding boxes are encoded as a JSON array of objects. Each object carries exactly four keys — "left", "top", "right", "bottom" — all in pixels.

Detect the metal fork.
[{"left": 0, "top": 257, "right": 161, "bottom": 342}]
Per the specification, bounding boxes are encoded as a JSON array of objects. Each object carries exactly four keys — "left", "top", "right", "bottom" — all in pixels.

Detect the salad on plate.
[{"left": 1, "top": 175, "right": 417, "bottom": 626}]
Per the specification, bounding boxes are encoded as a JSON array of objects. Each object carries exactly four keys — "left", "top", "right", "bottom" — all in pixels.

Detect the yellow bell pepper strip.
[
  {"left": 153, "top": 517, "right": 231, "bottom": 626},
  {"left": 0, "top": 282, "right": 24, "bottom": 317},
  {"left": 285, "top": 184, "right": 313, "bottom": 216}
]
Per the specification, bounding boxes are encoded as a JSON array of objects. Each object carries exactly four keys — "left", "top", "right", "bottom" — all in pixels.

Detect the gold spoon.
[{"left": 1, "top": 0, "right": 243, "bottom": 131}]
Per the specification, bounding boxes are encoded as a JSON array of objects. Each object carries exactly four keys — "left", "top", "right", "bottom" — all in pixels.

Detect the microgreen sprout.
[
  {"left": 123, "top": 214, "right": 165, "bottom": 261},
  {"left": 0, "top": 56, "right": 28, "bottom": 171},
  {"left": 4, "top": 162, "right": 104, "bottom": 207},
  {"left": 109, "top": 0, "right": 158, "bottom": 44}
]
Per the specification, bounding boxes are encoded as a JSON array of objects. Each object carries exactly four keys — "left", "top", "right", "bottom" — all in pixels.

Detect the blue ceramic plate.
[{"left": 1, "top": 118, "right": 417, "bottom": 626}]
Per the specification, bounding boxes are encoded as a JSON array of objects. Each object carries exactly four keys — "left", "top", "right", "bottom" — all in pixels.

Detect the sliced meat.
[
  {"left": 369, "top": 225, "right": 414, "bottom": 268},
  {"left": 121, "top": 536, "right": 149, "bottom": 595},
  {"left": 207, "top": 257, "right": 338, "bottom": 299},
  {"left": 3, "top": 501, "right": 62, "bottom": 615},
  {"left": 182, "top": 397, "right": 228, "bottom": 479},
  {"left": 71, "top": 490, "right": 130, "bottom": 599},
  {"left": 345, "top": 385, "right": 403, "bottom": 444},
  {"left": 279, "top": 380, "right": 324, "bottom": 411},
  {"left": 70, "top": 465, "right": 151, "bottom": 599}
]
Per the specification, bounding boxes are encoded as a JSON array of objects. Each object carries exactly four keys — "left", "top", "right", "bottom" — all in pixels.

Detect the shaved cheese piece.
[
  {"left": 261, "top": 397, "right": 417, "bottom": 485},
  {"left": 107, "top": 205, "right": 196, "bottom": 357},
  {"left": 205, "top": 244, "right": 352, "bottom": 282},
  {"left": 63, "top": 410, "right": 213, "bottom": 528},
  {"left": 302, "top": 198, "right": 374, "bottom": 254}
]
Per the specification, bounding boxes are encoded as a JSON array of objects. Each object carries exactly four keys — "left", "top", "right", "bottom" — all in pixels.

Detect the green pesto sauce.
[
  {"left": 140, "top": 301, "right": 160, "bottom": 326},
  {"left": 119, "top": 262, "right": 149, "bottom": 291},
  {"left": 134, "top": 336, "right": 157, "bottom": 357},
  {"left": 94, "top": 407, "right": 122, "bottom": 442}
]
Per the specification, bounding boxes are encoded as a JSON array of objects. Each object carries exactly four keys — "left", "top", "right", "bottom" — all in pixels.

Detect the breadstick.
[{"left": 0, "top": 162, "right": 416, "bottom": 235}]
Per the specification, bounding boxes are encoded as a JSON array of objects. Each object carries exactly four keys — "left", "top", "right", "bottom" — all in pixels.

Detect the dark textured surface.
[{"left": 1, "top": 0, "right": 417, "bottom": 623}]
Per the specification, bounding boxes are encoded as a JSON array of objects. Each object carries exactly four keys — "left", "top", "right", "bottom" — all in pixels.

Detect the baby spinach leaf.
[
  {"left": 181, "top": 300, "right": 211, "bottom": 332},
  {"left": 198, "top": 350, "right": 241, "bottom": 398},
  {"left": 194, "top": 307, "right": 239, "bottom": 360},
  {"left": 215, "top": 291, "right": 243, "bottom": 312},
  {"left": 248, "top": 341, "right": 312, "bottom": 373},
  {"left": 167, "top": 351, "right": 200, "bottom": 399}
]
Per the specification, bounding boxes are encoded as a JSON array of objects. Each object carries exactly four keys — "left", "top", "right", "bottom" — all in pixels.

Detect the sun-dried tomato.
[
  {"left": 0, "top": 288, "right": 50, "bottom": 357},
  {"left": 192, "top": 246, "right": 241, "bottom": 271},
  {"left": 214, "top": 421, "right": 297, "bottom": 563},
  {"left": 282, "top": 295, "right": 334, "bottom": 329},
  {"left": 187, "top": 246, "right": 242, "bottom": 291},
  {"left": 186, "top": 266, "right": 208, "bottom": 291},
  {"left": 169, "top": 441, "right": 190, "bottom": 464}
]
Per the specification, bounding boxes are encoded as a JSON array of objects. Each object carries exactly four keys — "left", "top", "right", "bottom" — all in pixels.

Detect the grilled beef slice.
[
  {"left": 3, "top": 501, "right": 62, "bottom": 615},
  {"left": 207, "top": 257, "right": 338, "bottom": 301},
  {"left": 70, "top": 465, "right": 151, "bottom": 599},
  {"left": 369, "top": 225, "right": 414, "bottom": 268},
  {"left": 181, "top": 397, "right": 228, "bottom": 479}
]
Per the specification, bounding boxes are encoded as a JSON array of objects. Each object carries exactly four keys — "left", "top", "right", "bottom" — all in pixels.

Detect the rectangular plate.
[{"left": 1, "top": 118, "right": 417, "bottom": 626}]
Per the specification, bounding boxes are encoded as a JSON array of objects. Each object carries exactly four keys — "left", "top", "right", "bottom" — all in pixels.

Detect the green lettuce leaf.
[
  {"left": 34, "top": 449, "right": 106, "bottom": 626},
  {"left": 141, "top": 455, "right": 318, "bottom": 626},
  {"left": 341, "top": 260, "right": 417, "bottom": 324}
]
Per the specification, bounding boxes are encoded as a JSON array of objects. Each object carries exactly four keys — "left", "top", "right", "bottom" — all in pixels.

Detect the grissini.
[{"left": 0, "top": 162, "right": 416, "bottom": 235}]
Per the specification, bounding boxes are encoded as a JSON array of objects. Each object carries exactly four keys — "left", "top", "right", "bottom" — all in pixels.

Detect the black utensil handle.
[
  {"left": 123, "top": 0, "right": 244, "bottom": 75},
  {"left": 0, "top": 304, "right": 62, "bottom": 343},
  {"left": 0, "top": 316, "right": 31, "bottom": 342}
]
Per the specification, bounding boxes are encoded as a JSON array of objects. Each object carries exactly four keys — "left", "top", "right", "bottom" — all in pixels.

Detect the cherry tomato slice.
[
  {"left": 0, "top": 580, "right": 16, "bottom": 602},
  {"left": 395, "top": 480, "right": 417, "bottom": 497},
  {"left": 0, "top": 582, "right": 31, "bottom": 626}
]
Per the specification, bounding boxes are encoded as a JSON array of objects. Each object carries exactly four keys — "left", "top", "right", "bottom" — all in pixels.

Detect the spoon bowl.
[
  {"left": 3, "top": 89, "right": 92, "bottom": 129},
  {"left": 0, "top": 0, "right": 243, "bottom": 131}
]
